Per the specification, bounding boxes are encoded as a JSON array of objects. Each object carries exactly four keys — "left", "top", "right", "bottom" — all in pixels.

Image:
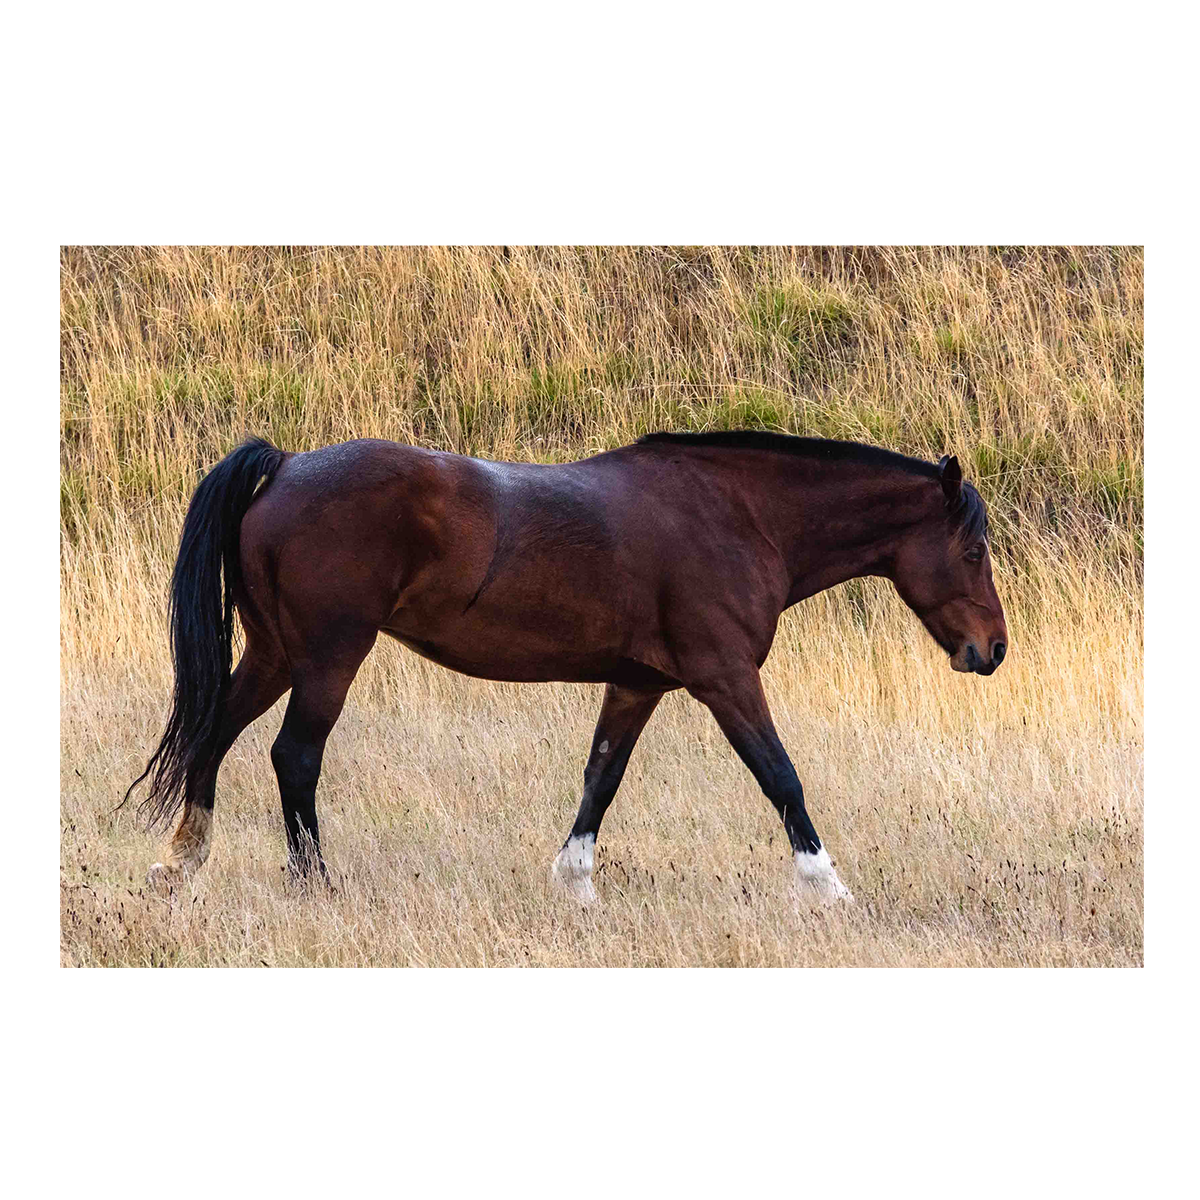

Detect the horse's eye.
[{"left": 965, "top": 544, "right": 985, "bottom": 563}]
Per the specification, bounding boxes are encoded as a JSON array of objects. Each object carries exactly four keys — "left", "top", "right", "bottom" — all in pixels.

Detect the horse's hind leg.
[
  {"left": 688, "top": 667, "right": 853, "bottom": 904},
  {"left": 148, "top": 645, "right": 289, "bottom": 891},
  {"left": 552, "top": 684, "right": 662, "bottom": 904},
  {"left": 270, "top": 627, "right": 377, "bottom": 881}
]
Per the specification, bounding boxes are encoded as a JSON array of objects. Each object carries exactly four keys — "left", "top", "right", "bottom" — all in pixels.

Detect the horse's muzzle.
[{"left": 960, "top": 641, "right": 1006, "bottom": 675}]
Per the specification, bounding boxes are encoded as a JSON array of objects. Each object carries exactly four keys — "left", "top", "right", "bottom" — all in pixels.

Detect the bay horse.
[{"left": 124, "top": 431, "right": 1007, "bottom": 905}]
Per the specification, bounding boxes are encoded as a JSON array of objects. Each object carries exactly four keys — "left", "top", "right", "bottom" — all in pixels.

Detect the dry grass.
[{"left": 60, "top": 246, "right": 1142, "bottom": 966}]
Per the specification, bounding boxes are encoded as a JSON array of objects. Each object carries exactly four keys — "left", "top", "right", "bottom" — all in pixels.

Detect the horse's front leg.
[{"left": 687, "top": 666, "right": 853, "bottom": 904}]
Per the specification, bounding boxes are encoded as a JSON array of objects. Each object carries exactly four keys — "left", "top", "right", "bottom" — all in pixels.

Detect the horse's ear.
[{"left": 938, "top": 454, "right": 962, "bottom": 503}]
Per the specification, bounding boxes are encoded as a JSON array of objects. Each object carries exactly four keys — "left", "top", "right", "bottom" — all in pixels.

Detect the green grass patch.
[
  {"left": 744, "top": 284, "right": 859, "bottom": 376},
  {"left": 1081, "top": 460, "right": 1142, "bottom": 522}
]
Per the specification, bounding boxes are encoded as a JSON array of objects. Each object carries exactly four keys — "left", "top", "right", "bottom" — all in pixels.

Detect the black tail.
[{"left": 121, "top": 438, "right": 286, "bottom": 828}]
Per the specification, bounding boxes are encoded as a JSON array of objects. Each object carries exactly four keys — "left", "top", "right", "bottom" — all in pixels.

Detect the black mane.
[
  {"left": 637, "top": 430, "right": 988, "bottom": 544},
  {"left": 638, "top": 429, "right": 937, "bottom": 475}
]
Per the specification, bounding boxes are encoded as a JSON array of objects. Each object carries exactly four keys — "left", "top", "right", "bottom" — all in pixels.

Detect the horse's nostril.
[
  {"left": 993, "top": 641, "right": 1007, "bottom": 665},
  {"left": 965, "top": 644, "right": 981, "bottom": 671}
]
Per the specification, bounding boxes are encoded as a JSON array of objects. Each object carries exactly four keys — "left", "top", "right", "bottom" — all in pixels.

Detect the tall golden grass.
[{"left": 60, "top": 246, "right": 1142, "bottom": 966}]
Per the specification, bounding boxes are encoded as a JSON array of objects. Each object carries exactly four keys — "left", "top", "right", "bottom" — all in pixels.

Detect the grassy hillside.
[{"left": 60, "top": 246, "right": 1143, "bottom": 966}]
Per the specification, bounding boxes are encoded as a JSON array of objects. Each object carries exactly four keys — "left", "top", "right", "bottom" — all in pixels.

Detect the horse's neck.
[{"left": 771, "top": 466, "right": 936, "bottom": 606}]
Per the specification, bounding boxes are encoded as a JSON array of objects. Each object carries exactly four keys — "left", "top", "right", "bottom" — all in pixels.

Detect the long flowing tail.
[{"left": 121, "top": 437, "right": 286, "bottom": 827}]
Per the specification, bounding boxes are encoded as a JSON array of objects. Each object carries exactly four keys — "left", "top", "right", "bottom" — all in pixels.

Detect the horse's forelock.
[{"left": 949, "top": 481, "right": 989, "bottom": 548}]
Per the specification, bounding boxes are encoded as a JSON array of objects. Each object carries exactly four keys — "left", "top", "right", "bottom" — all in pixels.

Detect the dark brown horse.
[{"left": 125, "top": 431, "right": 1007, "bottom": 904}]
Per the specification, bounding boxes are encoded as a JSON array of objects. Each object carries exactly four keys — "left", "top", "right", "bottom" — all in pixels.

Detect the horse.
[{"left": 123, "top": 430, "right": 1007, "bottom": 905}]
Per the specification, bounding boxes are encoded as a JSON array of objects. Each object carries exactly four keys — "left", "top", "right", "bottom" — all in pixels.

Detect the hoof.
[
  {"left": 147, "top": 807, "right": 211, "bottom": 896},
  {"left": 285, "top": 861, "right": 337, "bottom": 896},
  {"left": 794, "top": 847, "right": 854, "bottom": 905},
  {"left": 146, "top": 861, "right": 189, "bottom": 896},
  {"left": 551, "top": 835, "right": 598, "bottom": 906}
]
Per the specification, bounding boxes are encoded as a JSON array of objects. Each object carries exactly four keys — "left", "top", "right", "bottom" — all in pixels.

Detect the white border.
[{"left": 8, "top": 5, "right": 1191, "bottom": 1194}]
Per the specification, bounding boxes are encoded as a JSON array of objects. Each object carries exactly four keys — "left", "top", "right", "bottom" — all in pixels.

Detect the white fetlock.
[
  {"left": 146, "top": 860, "right": 190, "bottom": 895},
  {"left": 794, "top": 846, "right": 854, "bottom": 904},
  {"left": 551, "top": 834, "right": 598, "bottom": 906},
  {"left": 146, "top": 807, "right": 211, "bottom": 894}
]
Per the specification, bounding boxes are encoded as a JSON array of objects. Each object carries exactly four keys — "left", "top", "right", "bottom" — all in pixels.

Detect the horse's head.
[{"left": 891, "top": 454, "right": 1008, "bottom": 675}]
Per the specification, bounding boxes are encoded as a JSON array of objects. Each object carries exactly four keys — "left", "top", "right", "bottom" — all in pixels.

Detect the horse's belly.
[{"left": 380, "top": 608, "right": 668, "bottom": 687}]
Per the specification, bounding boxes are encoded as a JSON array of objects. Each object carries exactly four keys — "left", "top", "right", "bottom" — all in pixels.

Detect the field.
[{"left": 59, "top": 246, "right": 1143, "bottom": 966}]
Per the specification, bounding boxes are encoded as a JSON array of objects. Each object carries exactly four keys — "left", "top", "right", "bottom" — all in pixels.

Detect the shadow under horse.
[{"left": 124, "top": 431, "right": 1008, "bottom": 905}]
